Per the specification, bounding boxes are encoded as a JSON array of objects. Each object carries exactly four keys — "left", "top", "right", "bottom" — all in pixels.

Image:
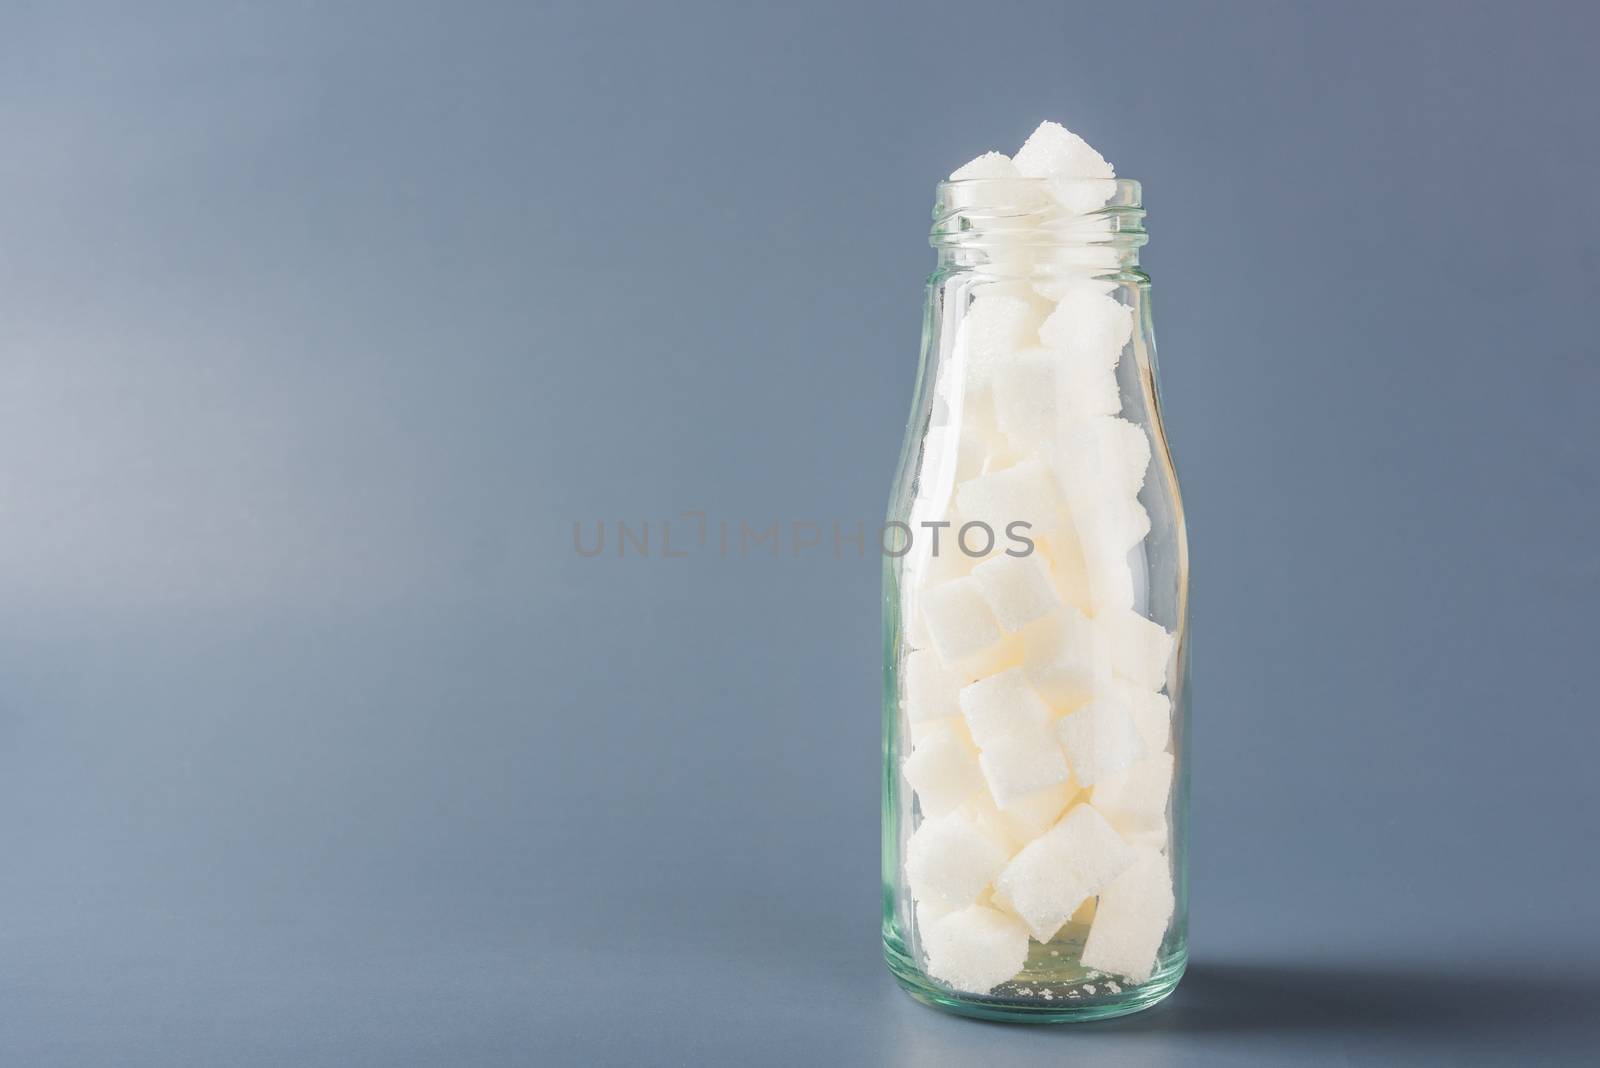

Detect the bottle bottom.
[{"left": 883, "top": 926, "right": 1187, "bottom": 1024}]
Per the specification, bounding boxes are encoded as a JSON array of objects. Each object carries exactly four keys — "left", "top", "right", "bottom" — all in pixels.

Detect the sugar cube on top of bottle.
[
  {"left": 921, "top": 903, "right": 1030, "bottom": 994},
  {"left": 1013, "top": 121, "right": 1115, "bottom": 181},
  {"left": 992, "top": 802, "right": 1138, "bottom": 943},
  {"left": 902, "top": 720, "right": 983, "bottom": 818},
  {"left": 905, "top": 808, "right": 1014, "bottom": 908},
  {"left": 1080, "top": 850, "right": 1175, "bottom": 983},
  {"left": 950, "top": 151, "right": 1021, "bottom": 181}
]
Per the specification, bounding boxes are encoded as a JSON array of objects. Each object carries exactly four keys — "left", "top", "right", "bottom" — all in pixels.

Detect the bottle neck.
[{"left": 931, "top": 176, "right": 1147, "bottom": 279}]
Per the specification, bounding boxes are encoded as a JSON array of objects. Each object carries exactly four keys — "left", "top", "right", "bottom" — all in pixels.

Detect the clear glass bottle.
[{"left": 882, "top": 175, "right": 1188, "bottom": 1022}]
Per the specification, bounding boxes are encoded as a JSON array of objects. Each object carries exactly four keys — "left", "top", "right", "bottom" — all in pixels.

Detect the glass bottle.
[{"left": 882, "top": 175, "right": 1188, "bottom": 1022}]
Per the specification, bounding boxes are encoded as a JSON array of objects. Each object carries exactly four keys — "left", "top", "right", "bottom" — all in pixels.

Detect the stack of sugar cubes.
[{"left": 900, "top": 121, "right": 1176, "bottom": 996}]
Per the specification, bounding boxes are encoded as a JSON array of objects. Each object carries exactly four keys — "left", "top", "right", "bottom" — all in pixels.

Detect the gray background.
[{"left": 2, "top": 1, "right": 1597, "bottom": 1064}]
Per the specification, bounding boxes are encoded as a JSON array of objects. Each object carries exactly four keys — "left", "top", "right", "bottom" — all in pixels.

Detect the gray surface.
[{"left": 2, "top": 1, "right": 1598, "bottom": 1064}]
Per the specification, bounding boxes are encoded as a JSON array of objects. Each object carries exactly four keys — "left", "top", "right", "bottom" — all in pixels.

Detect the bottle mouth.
[{"left": 931, "top": 177, "right": 1145, "bottom": 251}]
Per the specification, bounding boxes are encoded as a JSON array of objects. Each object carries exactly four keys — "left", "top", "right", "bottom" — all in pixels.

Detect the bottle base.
[{"left": 884, "top": 933, "right": 1187, "bottom": 1024}]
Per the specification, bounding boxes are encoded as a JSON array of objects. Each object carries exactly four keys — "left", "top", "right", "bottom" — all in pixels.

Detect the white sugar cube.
[
  {"left": 1081, "top": 850, "right": 1175, "bottom": 983},
  {"left": 1100, "top": 608, "right": 1174, "bottom": 691},
  {"left": 958, "top": 667, "right": 1053, "bottom": 747},
  {"left": 988, "top": 347, "right": 1121, "bottom": 450},
  {"left": 1021, "top": 606, "right": 1098, "bottom": 709},
  {"left": 1071, "top": 493, "right": 1152, "bottom": 561},
  {"left": 954, "top": 292, "right": 1046, "bottom": 370},
  {"left": 1044, "top": 177, "right": 1118, "bottom": 217},
  {"left": 1091, "top": 751, "right": 1174, "bottom": 841},
  {"left": 1013, "top": 121, "right": 1115, "bottom": 181},
  {"left": 922, "top": 903, "right": 1030, "bottom": 994},
  {"left": 954, "top": 459, "right": 1065, "bottom": 544},
  {"left": 958, "top": 794, "right": 1023, "bottom": 853},
  {"left": 1035, "top": 274, "right": 1118, "bottom": 303},
  {"left": 971, "top": 554, "right": 1061, "bottom": 633},
  {"left": 1080, "top": 536, "right": 1136, "bottom": 617},
  {"left": 978, "top": 724, "right": 1073, "bottom": 810},
  {"left": 1054, "top": 416, "right": 1151, "bottom": 505},
  {"left": 917, "top": 426, "right": 984, "bottom": 500},
  {"left": 994, "top": 780, "right": 1077, "bottom": 841},
  {"left": 910, "top": 714, "right": 964, "bottom": 746},
  {"left": 1037, "top": 533, "right": 1093, "bottom": 614},
  {"left": 916, "top": 898, "right": 955, "bottom": 941},
  {"left": 1039, "top": 288, "right": 1132, "bottom": 364},
  {"left": 992, "top": 803, "right": 1137, "bottom": 943},
  {"left": 986, "top": 347, "right": 1057, "bottom": 447},
  {"left": 946, "top": 152, "right": 1050, "bottom": 220},
  {"left": 1118, "top": 681, "right": 1171, "bottom": 752},
  {"left": 951, "top": 151, "right": 1020, "bottom": 181},
  {"left": 920, "top": 577, "right": 1005, "bottom": 670},
  {"left": 1056, "top": 695, "right": 1146, "bottom": 786},
  {"left": 902, "top": 721, "right": 983, "bottom": 818},
  {"left": 905, "top": 808, "right": 1014, "bottom": 908},
  {"left": 903, "top": 648, "right": 964, "bottom": 725}
]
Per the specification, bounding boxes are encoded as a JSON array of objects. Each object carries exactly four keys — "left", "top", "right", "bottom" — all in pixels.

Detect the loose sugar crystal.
[
  {"left": 1099, "top": 608, "right": 1174, "bottom": 691},
  {"left": 1056, "top": 694, "right": 1146, "bottom": 785},
  {"left": 1021, "top": 606, "right": 1098, "bottom": 709},
  {"left": 903, "top": 648, "right": 965, "bottom": 725},
  {"left": 958, "top": 667, "right": 1053, "bottom": 747},
  {"left": 992, "top": 803, "right": 1137, "bottom": 943},
  {"left": 1081, "top": 850, "right": 1175, "bottom": 983},
  {"left": 979, "top": 725, "right": 1074, "bottom": 810},
  {"left": 1013, "top": 121, "right": 1115, "bottom": 181},
  {"left": 972, "top": 553, "right": 1061, "bottom": 633},
  {"left": 1091, "top": 751, "right": 1174, "bottom": 841},
  {"left": 922, "top": 904, "right": 1031, "bottom": 994},
  {"left": 905, "top": 808, "right": 1014, "bottom": 908},
  {"left": 920, "top": 577, "right": 1005, "bottom": 670},
  {"left": 903, "top": 721, "right": 984, "bottom": 818}
]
